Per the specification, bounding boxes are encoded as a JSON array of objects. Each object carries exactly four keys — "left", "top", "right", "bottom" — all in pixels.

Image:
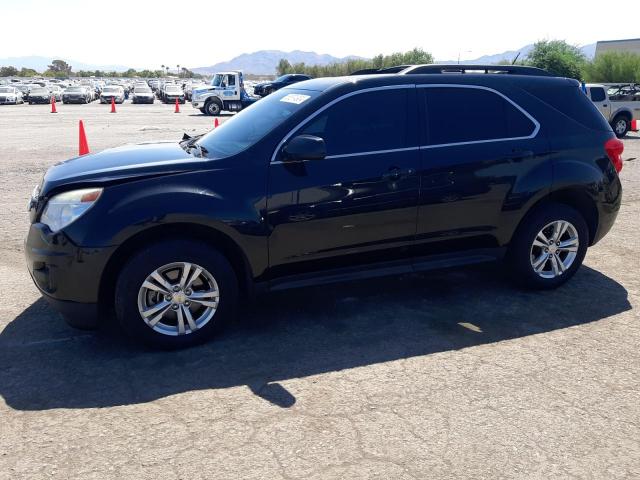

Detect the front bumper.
[
  {"left": 25, "top": 223, "right": 116, "bottom": 325},
  {"left": 29, "top": 97, "right": 50, "bottom": 104}
]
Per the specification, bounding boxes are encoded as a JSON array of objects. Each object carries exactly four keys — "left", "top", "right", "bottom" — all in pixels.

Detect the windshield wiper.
[{"left": 185, "top": 142, "right": 208, "bottom": 158}]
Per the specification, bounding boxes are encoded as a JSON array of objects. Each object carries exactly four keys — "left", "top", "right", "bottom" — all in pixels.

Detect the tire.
[
  {"left": 199, "top": 108, "right": 206, "bottom": 114},
  {"left": 115, "top": 239, "right": 238, "bottom": 349},
  {"left": 612, "top": 115, "right": 630, "bottom": 138},
  {"left": 507, "top": 202, "right": 588, "bottom": 290},
  {"left": 204, "top": 99, "right": 222, "bottom": 116}
]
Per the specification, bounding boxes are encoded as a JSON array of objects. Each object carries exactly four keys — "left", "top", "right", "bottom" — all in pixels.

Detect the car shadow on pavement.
[{"left": 0, "top": 264, "right": 631, "bottom": 411}]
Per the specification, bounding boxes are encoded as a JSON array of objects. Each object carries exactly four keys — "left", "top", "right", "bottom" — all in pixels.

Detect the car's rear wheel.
[
  {"left": 508, "top": 203, "right": 588, "bottom": 289},
  {"left": 612, "top": 115, "right": 630, "bottom": 138},
  {"left": 115, "top": 239, "right": 238, "bottom": 349}
]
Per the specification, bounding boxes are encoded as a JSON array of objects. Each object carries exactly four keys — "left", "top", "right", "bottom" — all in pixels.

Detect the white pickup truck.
[{"left": 585, "top": 83, "right": 640, "bottom": 138}]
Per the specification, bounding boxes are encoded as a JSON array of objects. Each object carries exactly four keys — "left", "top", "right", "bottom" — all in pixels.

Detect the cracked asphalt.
[{"left": 0, "top": 103, "right": 639, "bottom": 479}]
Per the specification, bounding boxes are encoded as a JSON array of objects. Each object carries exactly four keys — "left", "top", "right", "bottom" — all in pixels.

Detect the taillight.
[{"left": 605, "top": 137, "right": 624, "bottom": 173}]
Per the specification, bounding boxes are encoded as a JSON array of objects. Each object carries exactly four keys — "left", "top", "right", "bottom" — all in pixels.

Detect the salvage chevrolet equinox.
[{"left": 26, "top": 65, "right": 624, "bottom": 348}]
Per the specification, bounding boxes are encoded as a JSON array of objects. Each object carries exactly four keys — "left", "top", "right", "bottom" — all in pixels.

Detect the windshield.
[
  {"left": 31, "top": 88, "right": 48, "bottom": 94},
  {"left": 275, "top": 75, "right": 290, "bottom": 82},
  {"left": 103, "top": 87, "right": 119, "bottom": 93},
  {"left": 166, "top": 85, "right": 181, "bottom": 92},
  {"left": 66, "top": 87, "right": 83, "bottom": 92},
  {"left": 135, "top": 87, "right": 151, "bottom": 93},
  {"left": 0, "top": 87, "right": 14, "bottom": 93},
  {"left": 197, "top": 88, "right": 321, "bottom": 159}
]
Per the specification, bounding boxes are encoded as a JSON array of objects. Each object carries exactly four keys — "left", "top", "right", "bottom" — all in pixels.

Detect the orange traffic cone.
[
  {"left": 214, "top": 118, "right": 219, "bottom": 128},
  {"left": 79, "top": 120, "right": 90, "bottom": 156},
  {"left": 50, "top": 95, "right": 57, "bottom": 114},
  {"left": 110, "top": 97, "right": 116, "bottom": 113},
  {"left": 174, "top": 97, "right": 180, "bottom": 113}
]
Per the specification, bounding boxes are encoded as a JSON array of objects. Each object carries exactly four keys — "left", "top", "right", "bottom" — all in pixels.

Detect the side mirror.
[{"left": 282, "top": 135, "right": 326, "bottom": 162}]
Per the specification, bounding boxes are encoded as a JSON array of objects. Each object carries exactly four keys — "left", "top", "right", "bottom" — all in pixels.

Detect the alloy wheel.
[
  {"left": 529, "top": 220, "right": 579, "bottom": 279},
  {"left": 137, "top": 262, "right": 219, "bottom": 336}
]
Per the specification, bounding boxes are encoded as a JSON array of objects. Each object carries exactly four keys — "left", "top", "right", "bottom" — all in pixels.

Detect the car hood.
[{"left": 41, "top": 142, "right": 204, "bottom": 195}]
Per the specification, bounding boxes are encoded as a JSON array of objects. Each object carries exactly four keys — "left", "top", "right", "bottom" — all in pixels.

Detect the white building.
[{"left": 595, "top": 38, "right": 640, "bottom": 56}]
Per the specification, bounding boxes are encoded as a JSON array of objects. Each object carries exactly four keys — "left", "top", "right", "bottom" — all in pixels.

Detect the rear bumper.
[{"left": 591, "top": 171, "right": 622, "bottom": 245}]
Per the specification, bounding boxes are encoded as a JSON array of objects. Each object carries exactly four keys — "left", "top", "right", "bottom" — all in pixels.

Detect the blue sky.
[{"left": 0, "top": 0, "right": 637, "bottom": 68}]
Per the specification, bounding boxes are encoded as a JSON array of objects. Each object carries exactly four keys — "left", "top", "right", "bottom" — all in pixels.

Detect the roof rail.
[
  {"left": 403, "top": 64, "right": 553, "bottom": 76},
  {"left": 349, "top": 64, "right": 553, "bottom": 77},
  {"left": 350, "top": 65, "right": 411, "bottom": 76}
]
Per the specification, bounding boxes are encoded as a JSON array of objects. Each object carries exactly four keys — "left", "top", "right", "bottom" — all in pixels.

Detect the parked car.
[
  {"left": 0, "top": 86, "right": 24, "bottom": 104},
  {"left": 27, "top": 86, "right": 53, "bottom": 104},
  {"left": 16, "top": 83, "right": 41, "bottom": 103},
  {"left": 253, "top": 74, "right": 312, "bottom": 97},
  {"left": 131, "top": 85, "right": 155, "bottom": 104},
  {"left": 25, "top": 65, "right": 623, "bottom": 349},
  {"left": 50, "top": 85, "right": 64, "bottom": 102},
  {"left": 586, "top": 83, "right": 640, "bottom": 138},
  {"left": 162, "top": 84, "right": 185, "bottom": 104},
  {"left": 100, "top": 85, "right": 126, "bottom": 104},
  {"left": 62, "top": 86, "right": 91, "bottom": 104}
]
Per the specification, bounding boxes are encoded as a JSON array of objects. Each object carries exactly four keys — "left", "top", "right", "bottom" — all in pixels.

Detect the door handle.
[
  {"left": 382, "top": 167, "right": 416, "bottom": 181},
  {"left": 507, "top": 149, "right": 534, "bottom": 160}
]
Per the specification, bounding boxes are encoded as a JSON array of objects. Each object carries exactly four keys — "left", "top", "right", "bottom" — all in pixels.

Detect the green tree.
[
  {"left": 46, "top": 59, "right": 72, "bottom": 76},
  {"left": 18, "top": 67, "right": 37, "bottom": 77},
  {"left": 274, "top": 48, "right": 435, "bottom": 78},
  {"left": 0, "top": 65, "right": 19, "bottom": 76},
  {"left": 585, "top": 51, "right": 640, "bottom": 83},
  {"left": 276, "top": 59, "right": 292, "bottom": 76},
  {"left": 525, "top": 40, "right": 585, "bottom": 80}
]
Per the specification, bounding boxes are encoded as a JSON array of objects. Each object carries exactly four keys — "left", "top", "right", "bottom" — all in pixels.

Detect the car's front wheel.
[
  {"left": 204, "top": 99, "right": 222, "bottom": 116},
  {"left": 508, "top": 203, "right": 588, "bottom": 289},
  {"left": 115, "top": 239, "right": 238, "bottom": 349}
]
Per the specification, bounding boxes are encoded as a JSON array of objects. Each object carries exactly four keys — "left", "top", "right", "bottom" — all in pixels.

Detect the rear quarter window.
[{"left": 525, "top": 85, "right": 611, "bottom": 132}]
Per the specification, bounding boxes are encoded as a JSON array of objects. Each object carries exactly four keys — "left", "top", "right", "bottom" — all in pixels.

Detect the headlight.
[
  {"left": 40, "top": 188, "right": 103, "bottom": 232},
  {"left": 7, "top": 96, "right": 14, "bottom": 101}
]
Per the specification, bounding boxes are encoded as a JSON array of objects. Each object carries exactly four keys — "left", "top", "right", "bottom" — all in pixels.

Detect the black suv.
[
  {"left": 25, "top": 65, "right": 624, "bottom": 348},
  {"left": 253, "top": 74, "right": 312, "bottom": 97}
]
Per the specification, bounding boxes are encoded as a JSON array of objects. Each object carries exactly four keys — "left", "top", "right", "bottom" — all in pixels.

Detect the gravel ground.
[{"left": 0, "top": 102, "right": 639, "bottom": 479}]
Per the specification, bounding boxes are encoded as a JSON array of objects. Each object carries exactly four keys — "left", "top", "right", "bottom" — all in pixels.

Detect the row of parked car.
[{"left": 0, "top": 78, "right": 211, "bottom": 106}]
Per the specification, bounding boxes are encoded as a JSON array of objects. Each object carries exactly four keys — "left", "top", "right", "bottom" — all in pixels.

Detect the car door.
[
  {"left": 588, "top": 86, "right": 610, "bottom": 119},
  {"left": 415, "top": 84, "right": 549, "bottom": 258},
  {"left": 266, "top": 85, "right": 420, "bottom": 278}
]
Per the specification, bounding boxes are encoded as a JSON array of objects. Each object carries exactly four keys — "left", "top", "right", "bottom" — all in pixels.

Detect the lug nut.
[
  {"left": 165, "top": 294, "right": 171, "bottom": 301},
  {"left": 173, "top": 285, "right": 180, "bottom": 292},
  {"left": 184, "top": 301, "right": 190, "bottom": 307},
  {"left": 185, "top": 288, "right": 192, "bottom": 295},
  {"left": 171, "top": 304, "right": 179, "bottom": 310}
]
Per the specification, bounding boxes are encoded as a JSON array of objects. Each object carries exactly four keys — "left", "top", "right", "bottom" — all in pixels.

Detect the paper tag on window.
[{"left": 280, "top": 93, "right": 310, "bottom": 105}]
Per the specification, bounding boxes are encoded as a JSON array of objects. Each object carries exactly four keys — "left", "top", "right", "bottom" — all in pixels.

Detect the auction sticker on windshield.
[{"left": 280, "top": 93, "right": 310, "bottom": 105}]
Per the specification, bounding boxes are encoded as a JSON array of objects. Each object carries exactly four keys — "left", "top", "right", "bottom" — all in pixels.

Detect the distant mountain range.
[
  {"left": 192, "top": 50, "right": 366, "bottom": 76},
  {"left": 447, "top": 43, "right": 596, "bottom": 65},
  {"left": 1, "top": 44, "right": 598, "bottom": 75},
  {"left": 0, "top": 56, "right": 131, "bottom": 72}
]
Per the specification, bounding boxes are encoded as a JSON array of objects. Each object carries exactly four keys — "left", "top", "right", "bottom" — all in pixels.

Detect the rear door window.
[
  {"left": 422, "top": 87, "right": 536, "bottom": 145},
  {"left": 298, "top": 88, "right": 410, "bottom": 156},
  {"left": 589, "top": 87, "right": 606, "bottom": 102}
]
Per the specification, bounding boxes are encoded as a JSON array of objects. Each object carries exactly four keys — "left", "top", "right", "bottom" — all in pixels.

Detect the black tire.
[
  {"left": 612, "top": 115, "right": 630, "bottom": 138},
  {"left": 204, "top": 99, "right": 222, "bottom": 116},
  {"left": 115, "top": 239, "right": 238, "bottom": 349},
  {"left": 507, "top": 202, "right": 588, "bottom": 290},
  {"left": 199, "top": 108, "right": 206, "bottom": 114}
]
